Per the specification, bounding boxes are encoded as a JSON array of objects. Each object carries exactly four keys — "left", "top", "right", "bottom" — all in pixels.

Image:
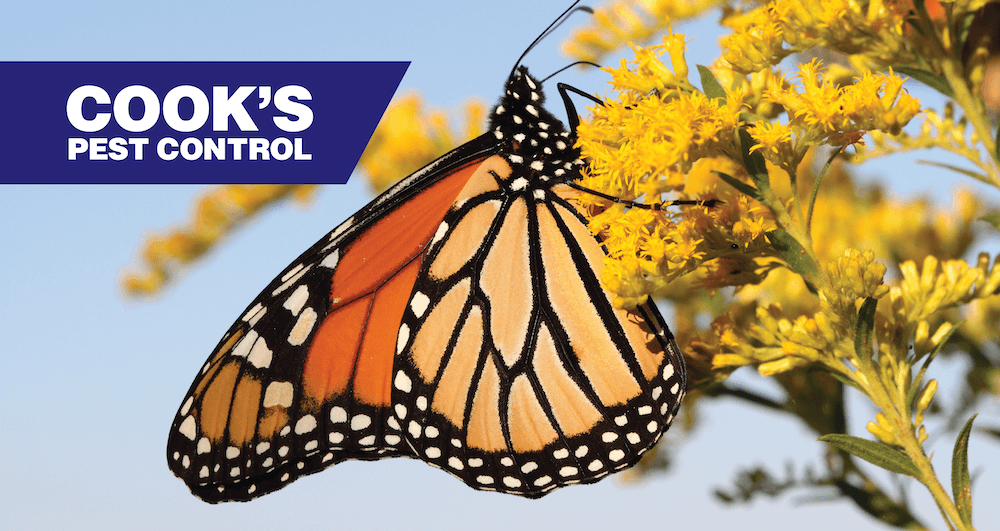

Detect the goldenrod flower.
[
  {"left": 358, "top": 95, "right": 486, "bottom": 192},
  {"left": 122, "top": 185, "right": 318, "bottom": 296}
]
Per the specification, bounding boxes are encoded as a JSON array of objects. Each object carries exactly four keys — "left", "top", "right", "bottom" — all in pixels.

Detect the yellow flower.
[
  {"left": 122, "top": 185, "right": 318, "bottom": 296},
  {"left": 358, "top": 95, "right": 485, "bottom": 192}
]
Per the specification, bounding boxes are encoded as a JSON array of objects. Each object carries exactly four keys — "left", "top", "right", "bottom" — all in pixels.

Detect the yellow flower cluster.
[
  {"left": 750, "top": 61, "right": 921, "bottom": 173},
  {"left": 357, "top": 95, "right": 485, "bottom": 192},
  {"left": 575, "top": 35, "right": 768, "bottom": 306},
  {"left": 122, "top": 185, "right": 317, "bottom": 296},
  {"left": 720, "top": 0, "right": 914, "bottom": 75},
  {"left": 890, "top": 253, "right": 1000, "bottom": 325}
]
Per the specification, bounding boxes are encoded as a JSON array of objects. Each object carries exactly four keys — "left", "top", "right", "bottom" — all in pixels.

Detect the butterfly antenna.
[
  {"left": 511, "top": 1, "right": 593, "bottom": 79},
  {"left": 541, "top": 61, "right": 602, "bottom": 84}
]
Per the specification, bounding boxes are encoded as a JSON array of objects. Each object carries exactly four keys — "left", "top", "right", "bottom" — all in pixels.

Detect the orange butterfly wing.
[
  {"left": 166, "top": 143, "right": 496, "bottom": 502},
  {"left": 168, "top": 67, "right": 686, "bottom": 503}
]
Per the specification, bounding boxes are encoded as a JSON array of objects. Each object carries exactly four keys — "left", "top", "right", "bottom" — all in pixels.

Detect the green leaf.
[
  {"left": 854, "top": 297, "right": 877, "bottom": 362},
  {"left": 979, "top": 213, "right": 1000, "bottom": 231},
  {"left": 820, "top": 434, "right": 921, "bottom": 477},
  {"left": 952, "top": 414, "right": 977, "bottom": 527},
  {"left": 698, "top": 64, "right": 726, "bottom": 103},
  {"left": 738, "top": 128, "right": 771, "bottom": 194},
  {"left": 713, "top": 170, "right": 761, "bottom": 200},
  {"left": 767, "top": 230, "right": 820, "bottom": 292},
  {"left": 892, "top": 66, "right": 955, "bottom": 99}
]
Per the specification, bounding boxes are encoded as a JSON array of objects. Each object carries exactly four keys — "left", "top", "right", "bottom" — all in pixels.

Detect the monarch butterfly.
[{"left": 167, "top": 9, "right": 686, "bottom": 503}]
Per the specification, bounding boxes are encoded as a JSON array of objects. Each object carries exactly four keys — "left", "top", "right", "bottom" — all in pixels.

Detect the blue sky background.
[{"left": 1, "top": 1, "right": 998, "bottom": 530}]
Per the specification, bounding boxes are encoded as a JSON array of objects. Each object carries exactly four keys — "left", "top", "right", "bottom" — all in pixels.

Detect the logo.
[{"left": 1, "top": 62, "right": 409, "bottom": 184}]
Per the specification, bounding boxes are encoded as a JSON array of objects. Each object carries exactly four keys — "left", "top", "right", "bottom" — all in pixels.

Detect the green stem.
[
  {"left": 855, "top": 361, "right": 977, "bottom": 531},
  {"left": 760, "top": 183, "right": 830, "bottom": 292}
]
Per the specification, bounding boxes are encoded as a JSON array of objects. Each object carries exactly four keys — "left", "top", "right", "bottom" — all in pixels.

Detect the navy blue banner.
[{"left": 0, "top": 62, "right": 409, "bottom": 184}]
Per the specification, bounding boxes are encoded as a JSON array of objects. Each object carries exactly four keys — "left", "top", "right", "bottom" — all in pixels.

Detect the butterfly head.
[{"left": 490, "top": 67, "right": 584, "bottom": 185}]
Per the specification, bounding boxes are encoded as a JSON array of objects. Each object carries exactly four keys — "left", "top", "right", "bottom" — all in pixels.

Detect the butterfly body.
[{"left": 168, "top": 67, "right": 685, "bottom": 502}]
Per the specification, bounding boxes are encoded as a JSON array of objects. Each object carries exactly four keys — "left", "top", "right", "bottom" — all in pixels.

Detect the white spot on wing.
[
  {"left": 178, "top": 416, "right": 197, "bottom": 440},
  {"left": 242, "top": 303, "right": 265, "bottom": 324},
  {"left": 180, "top": 397, "right": 193, "bottom": 416},
  {"left": 283, "top": 285, "right": 309, "bottom": 316},
  {"left": 410, "top": 291, "right": 430, "bottom": 318},
  {"left": 247, "top": 336, "right": 273, "bottom": 369},
  {"left": 432, "top": 222, "right": 449, "bottom": 245},
  {"left": 295, "top": 415, "right": 317, "bottom": 434},
  {"left": 396, "top": 324, "right": 410, "bottom": 354},
  {"left": 351, "top": 415, "right": 372, "bottom": 431},
  {"left": 263, "top": 381, "right": 294, "bottom": 408},
  {"left": 503, "top": 476, "right": 522, "bottom": 488},
  {"left": 231, "top": 330, "right": 259, "bottom": 358},
  {"left": 272, "top": 264, "right": 313, "bottom": 296},
  {"left": 281, "top": 264, "right": 304, "bottom": 282},
  {"left": 559, "top": 466, "right": 578, "bottom": 477},
  {"left": 320, "top": 249, "right": 340, "bottom": 269},
  {"left": 287, "top": 307, "right": 318, "bottom": 346},
  {"left": 330, "top": 406, "right": 347, "bottom": 423},
  {"left": 394, "top": 370, "right": 412, "bottom": 393},
  {"left": 328, "top": 217, "right": 353, "bottom": 241}
]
